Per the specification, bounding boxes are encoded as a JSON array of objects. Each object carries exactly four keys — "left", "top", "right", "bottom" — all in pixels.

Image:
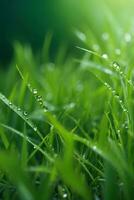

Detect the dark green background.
[{"left": 0, "top": 0, "right": 132, "bottom": 64}]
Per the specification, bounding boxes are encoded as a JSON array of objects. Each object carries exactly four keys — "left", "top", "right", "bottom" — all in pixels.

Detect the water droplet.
[
  {"left": 39, "top": 101, "right": 43, "bottom": 106},
  {"left": 63, "top": 193, "right": 68, "bottom": 198},
  {"left": 33, "top": 89, "right": 38, "bottom": 95},
  {"left": 112, "top": 61, "right": 120, "bottom": 68},
  {"left": 112, "top": 61, "right": 121, "bottom": 72},
  {"left": 37, "top": 96, "right": 43, "bottom": 105},
  {"left": 102, "top": 32, "right": 109, "bottom": 41},
  {"left": 17, "top": 107, "right": 21, "bottom": 111},
  {"left": 102, "top": 53, "right": 108, "bottom": 60},
  {"left": 68, "top": 102, "right": 75, "bottom": 109},
  {"left": 123, "top": 108, "right": 127, "bottom": 112},
  {"left": 23, "top": 111, "right": 28, "bottom": 116},
  {"left": 28, "top": 83, "right": 32, "bottom": 90},
  {"left": 27, "top": 83, "right": 31, "bottom": 87},
  {"left": 82, "top": 154, "right": 86, "bottom": 159},
  {"left": 128, "top": 80, "right": 132, "bottom": 84},
  {"left": 115, "top": 48, "right": 121, "bottom": 55},
  {"left": 92, "top": 44, "right": 100, "bottom": 51},
  {"left": 37, "top": 95, "right": 42, "bottom": 99},
  {"left": 93, "top": 145, "right": 97, "bottom": 151},
  {"left": 43, "top": 108, "right": 48, "bottom": 113},
  {"left": 115, "top": 95, "right": 119, "bottom": 99},
  {"left": 34, "top": 127, "right": 37, "bottom": 132},
  {"left": 9, "top": 102, "right": 12, "bottom": 106},
  {"left": 112, "top": 90, "right": 116, "bottom": 94},
  {"left": 75, "top": 30, "right": 86, "bottom": 42},
  {"left": 104, "top": 82, "right": 108, "bottom": 87},
  {"left": 117, "top": 129, "right": 121, "bottom": 134},
  {"left": 124, "top": 33, "right": 132, "bottom": 43}
]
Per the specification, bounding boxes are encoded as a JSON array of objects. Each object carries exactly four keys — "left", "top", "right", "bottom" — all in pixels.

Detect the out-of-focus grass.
[{"left": 0, "top": 1, "right": 134, "bottom": 199}]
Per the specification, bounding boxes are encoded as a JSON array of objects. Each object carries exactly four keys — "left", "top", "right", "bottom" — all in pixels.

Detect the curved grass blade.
[
  {"left": 0, "top": 92, "right": 43, "bottom": 140},
  {"left": 1, "top": 123, "right": 53, "bottom": 163}
]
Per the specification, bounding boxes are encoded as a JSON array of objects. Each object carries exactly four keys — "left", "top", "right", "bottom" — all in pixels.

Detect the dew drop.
[
  {"left": 115, "top": 95, "right": 119, "bottom": 99},
  {"left": 27, "top": 83, "right": 31, "bottom": 87},
  {"left": 115, "top": 48, "right": 121, "bottom": 55},
  {"left": 128, "top": 80, "right": 132, "bottom": 84},
  {"left": 93, "top": 145, "right": 97, "bottom": 151},
  {"left": 112, "top": 61, "right": 121, "bottom": 72},
  {"left": 123, "top": 108, "right": 127, "bottom": 112},
  {"left": 102, "top": 53, "right": 108, "bottom": 60},
  {"left": 104, "top": 82, "right": 108, "bottom": 87},
  {"left": 9, "top": 102, "right": 12, "bottom": 106},
  {"left": 33, "top": 89, "right": 38, "bottom": 95},
  {"left": 43, "top": 108, "right": 48, "bottom": 113},
  {"left": 17, "top": 107, "right": 21, "bottom": 111},
  {"left": 63, "top": 193, "right": 68, "bottom": 198},
  {"left": 34, "top": 127, "right": 37, "bottom": 132},
  {"left": 117, "top": 129, "right": 121, "bottom": 134},
  {"left": 112, "top": 61, "right": 120, "bottom": 68},
  {"left": 37, "top": 96, "right": 43, "bottom": 105},
  {"left": 28, "top": 83, "right": 32, "bottom": 90},
  {"left": 112, "top": 90, "right": 116, "bottom": 94},
  {"left": 82, "top": 154, "right": 86, "bottom": 159},
  {"left": 92, "top": 44, "right": 100, "bottom": 51},
  {"left": 37, "top": 95, "right": 42, "bottom": 99},
  {"left": 23, "top": 111, "right": 28, "bottom": 116},
  {"left": 40, "top": 102, "right": 43, "bottom": 107},
  {"left": 75, "top": 30, "right": 86, "bottom": 42},
  {"left": 102, "top": 32, "right": 109, "bottom": 41},
  {"left": 124, "top": 33, "right": 132, "bottom": 43}
]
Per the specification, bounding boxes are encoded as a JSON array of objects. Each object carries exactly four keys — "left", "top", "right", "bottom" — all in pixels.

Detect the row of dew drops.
[
  {"left": 93, "top": 33, "right": 133, "bottom": 133},
  {"left": 101, "top": 53, "right": 131, "bottom": 119},
  {"left": 104, "top": 82, "right": 129, "bottom": 114},
  {"left": 7, "top": 82, "right": 49, "bottom": 136},
  {"left": 1, "top": 84, "right": 54, "bottom": 158},
  {"left": 2, "top": 92, "right": 56, "bottom": 162},
  {"left": 93, "top": 32, "right": 134, "bottom": 89},
  {"left": 4, "top": 86, "right": 72, "bottom": 197},
  {"left": 26, "top": 83, "right": 48, "bottom": 133},
  {"left": 102, "top": 55, "right": 133, "bottom": 88},
  {"left": 27, "top": 82, "right": 48, "bottom": 110},
  {"left": 91, "top": 40, "right": 132, "bottom": 132},
  {"left": 8, "top": 96, "right": 39, "bottom": 134}
]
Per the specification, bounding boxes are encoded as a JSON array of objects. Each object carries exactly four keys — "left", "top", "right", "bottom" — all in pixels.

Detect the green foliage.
[{"left": 1, "top": 13, "right": 134, "bottom": 200}]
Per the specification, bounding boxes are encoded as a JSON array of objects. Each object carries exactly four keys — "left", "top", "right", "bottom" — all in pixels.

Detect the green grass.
[{"left": 1, "top": 19, "right": 134, "bottom": 199}]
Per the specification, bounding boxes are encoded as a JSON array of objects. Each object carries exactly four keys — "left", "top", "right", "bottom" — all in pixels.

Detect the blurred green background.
[{"left": 0, "top": 0, "right": 133, "bottom": 65}]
